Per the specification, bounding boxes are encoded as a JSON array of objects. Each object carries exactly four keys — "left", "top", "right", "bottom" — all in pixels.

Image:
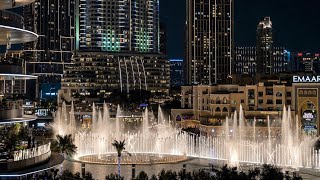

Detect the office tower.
[
  {"left": 23, "top": 0, "right": 75, "bottom": 100},
  {"left": 256, "top": 17, "right": 273, "bottom": 74},
  {"left": 186, "top": 0, "right": 234, "bottom": 85},
  {"left": 160, "top": 22, "right": 167, "bottom": 54},
  {"left": 235, "top": 47, "right": 256, "bottom": 76},
  {"left": 170, "top": 59, "right": 184, "bottom": 87},
  {"left": 77, "top": 0, "right": 159, "bottom": 53},
  {"left": 273, "top": 47, "right": 288, "bottom": 73},
  {"left": 235, "top": 46, "right": 288, "bottom": 77}
]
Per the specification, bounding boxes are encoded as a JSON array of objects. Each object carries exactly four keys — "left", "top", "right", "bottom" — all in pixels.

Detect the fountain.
[{"left": 52, "top": 103, "right": 320, "bottom": 169}]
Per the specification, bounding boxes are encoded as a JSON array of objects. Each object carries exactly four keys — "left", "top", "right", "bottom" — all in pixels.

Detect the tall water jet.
[
  {"left": 239, "top": 104, "right": 245, "bottom": 142},
  {"left": 91, "top": 103, "right": 96, "bottom": 131},
  {"left": 232, "top": 111, "right": 237, "bottom": 139},
  {"left": 225, "top": 117, "right": 229, "bottom": 141},
  {"left": 281, "top": 105, "right": 288, "bottom": 145},
  {"left": 158, "top": 105, "right": 164, "bottom": 125},
  {"left": 267, "top": 116, "right": 272, "bottom": 163},
  {"left": 54, "top": 107, "right": 62, "bottom": 135},
  {"left": 295, "top": 115, "right": 300, "bottom": 145},
  {"left": 143, "top": 107, "right": 149, "bottom": 135},
  {"left": 69, "top": 101, "right": 76, "bottom": 137},
  {"left": 253, "top": 117, "right": 256, "bottom": 142},
  {"left": 61, "top": 102, "right": 68, "bottom": 123},
  {"left": 287, "top": 106, "right": 293, "bottom": 147},
  {"left": 116, "top": 105, "right": 121, "bottom": 139},
  {"left": 103, "top": 103, "right": 110, "bottom": 137},
  {"left": 97, "top": 110, "right": 103, "bottom": 134}
]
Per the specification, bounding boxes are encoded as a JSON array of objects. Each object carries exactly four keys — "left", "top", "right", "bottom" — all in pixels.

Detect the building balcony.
[{"left": 0, "top": 10, "right": 38, "bottom": 45}]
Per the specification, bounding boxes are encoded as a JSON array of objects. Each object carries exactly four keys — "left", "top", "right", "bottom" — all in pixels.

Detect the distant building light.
[
  {"left": 45, "top": 93, "right": 57, "bottom": 96},
  {"left": 170, "top": 59, "right": 183, "bottom": 62}
]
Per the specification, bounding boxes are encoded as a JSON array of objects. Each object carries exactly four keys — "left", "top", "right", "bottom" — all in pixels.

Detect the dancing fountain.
[{"left": 52, "top": 102, "right": 320, "bottom": 169}]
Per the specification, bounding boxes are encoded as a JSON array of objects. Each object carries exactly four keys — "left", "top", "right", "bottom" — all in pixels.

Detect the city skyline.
[{"left": 161, "top": 0, "right": 320, "bottom": 58}]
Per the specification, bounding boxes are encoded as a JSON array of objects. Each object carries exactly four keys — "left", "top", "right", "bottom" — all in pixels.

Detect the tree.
[
  {"left": 60, "top": 169, "right": 76, "bottom": 180},
  {"left": 248, "top": 167, "right": 260, "bottom": 180},
  {"left": 51, "top": 134, "right": 77, "bottom": 174},
  {"left": 3, "top": 124, "right": 23, "bottom": 159},
  {"left": 52, "top": 134, "right": 77, "bottom": 156},
  {"left": 192, "top": 169, "right": 212, "bottom": 180},
  {"left": 178, "top": 170, "right": 193, "bottom": 180},
  {"left": 149, "top": 174, "right": 158, "bottom": 180},
  {"left": 260, "top": 164, "right": 284, "bottom": 180},
  {"left": 292, "top": 172, "right": 303, "bottom": 180},
  {"left": 111, "top": 140, "right": 126, "bottom": 178},
  {"left": 158, "top": 169, "right": 177, "bottom": 180},
  {"left": 84, "top": 172, "right": 94, "bottom": 180},
  {"left": 136, "top": 171, "right": 148, "bottom": 180}
]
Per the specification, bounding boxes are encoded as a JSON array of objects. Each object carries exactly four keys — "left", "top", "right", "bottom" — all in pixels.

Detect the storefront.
[{"left": 293, "top": 76, "right": 320, "bottom": 136}]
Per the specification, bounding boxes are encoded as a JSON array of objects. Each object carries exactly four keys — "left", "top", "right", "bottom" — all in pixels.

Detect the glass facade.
[
  {"left": 77, "top": 0, "right": 159, "bottom": 53},
  {"left": 186, "top": 0, "right": 233, "bottom": 85}
]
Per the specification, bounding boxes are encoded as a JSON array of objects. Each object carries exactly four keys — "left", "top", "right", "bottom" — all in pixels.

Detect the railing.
[{"left": 13, "top": 142, "right": 51, "bottom": 161}]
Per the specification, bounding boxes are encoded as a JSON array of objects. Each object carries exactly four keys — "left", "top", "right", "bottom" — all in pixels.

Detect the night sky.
[{"left": 160, "top": 0, "right": 320, "bottom": 59}]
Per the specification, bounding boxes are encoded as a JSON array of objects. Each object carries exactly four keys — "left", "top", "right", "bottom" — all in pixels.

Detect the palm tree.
[
  {"left": 52, "top": 134, "right": 77, "bottom": 156},
  {"left": 51, "top": 134, "right": 77, "bottom": 174},
  {"left": 112, "top": 140, "right": 128, "bottom": 177}
]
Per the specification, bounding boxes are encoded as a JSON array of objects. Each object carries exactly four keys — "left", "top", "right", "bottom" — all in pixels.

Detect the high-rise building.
[
  {"left": 235, "top": 17, "right": 288, "bottom": 79},
  {"left": 60, "top": 0, "right": 169, "bottom": 102},
  {"left": 273, "top": 47, "right": 289, "bottom": 73},
  {"left": 23, "top": 0, "right": 75, "bottom": 99},
  {"left": 170, "top": 59, "right": 184, "bottom": 87},
  {"left": 235, "top": 46, "right": 289, "bottom": 78},
  {"left": 76, "top": 0, "right": 159, "bottom": 53},
  {"left": 235, "top": 47, "right": 256, "bottom": 76},
  {"left": 256, "top": 17, "right": 273, "bottom": 74},
  {"left": 186, "top": 0, "right": 234, "bottom": 85},
  {"left": 159, "top": 22, "right": 167, "bottom": 54}
]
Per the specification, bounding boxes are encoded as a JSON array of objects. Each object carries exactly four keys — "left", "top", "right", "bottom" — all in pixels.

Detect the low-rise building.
[{"left": 172, "top": 75, "right": 320, "bottom": 136}]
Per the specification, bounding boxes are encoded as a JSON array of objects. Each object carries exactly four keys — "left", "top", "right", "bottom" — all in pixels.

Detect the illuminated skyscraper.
[
  {"left": 256, "top": 17, "right": 273, "bottom": 74},
  {"left": 76, "top": 0, "right": 159, "bottom": 53},
  {"left": 61, "top": 0, "right": 169, "bottom": 101},
  {"left": 23, "top": 0, "right": 75, "bottom": 99},
  {"left": 186, "top": 0, "right": 234, "bottom": 85}
]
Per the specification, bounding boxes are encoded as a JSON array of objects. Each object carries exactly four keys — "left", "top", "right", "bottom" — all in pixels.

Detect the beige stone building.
[{"left": 172, "top": 77, "right": 320, "bottom": 136}]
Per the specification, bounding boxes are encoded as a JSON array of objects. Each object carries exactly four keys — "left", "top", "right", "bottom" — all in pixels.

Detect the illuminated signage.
[
  {"left": 303, "top": 113, "right": 314, "bottom": 120},
  {"left": 293, "top": 76, "right": 320, "bottom": 83}
]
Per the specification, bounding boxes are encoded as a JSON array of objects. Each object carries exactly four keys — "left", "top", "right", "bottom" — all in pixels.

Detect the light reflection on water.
[{"left": 63, "top": 159, "right": 212, "bottom": 180}]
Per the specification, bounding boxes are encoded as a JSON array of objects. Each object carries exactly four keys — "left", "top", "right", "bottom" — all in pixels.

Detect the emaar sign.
[{"left": 293, "top": 76, "right": 320, "bottom": 83}]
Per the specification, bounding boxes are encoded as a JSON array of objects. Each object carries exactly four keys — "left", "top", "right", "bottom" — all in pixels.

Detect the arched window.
[
  {"left": 222, "top": 97, "right": 227, "bottom": 104},
  {"left": 223, "top": 107, "right": 228, "bottom": 112},
  {"left": 215, "top": 107, "right": 221, "bottom": 112},
  {"left": 216, "top": 97, "right": 221, "bottom": 104},
  {"left": 176, "top": 115, "right": 181, "bottom": 121},
  {"left": 276, "top": 92, "right": 282, "bottom": 97}
]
